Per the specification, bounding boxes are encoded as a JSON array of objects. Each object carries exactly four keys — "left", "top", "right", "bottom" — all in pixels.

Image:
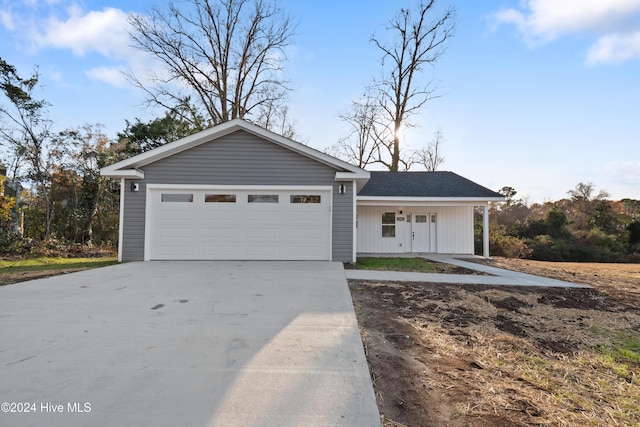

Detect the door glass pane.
[
  {"left": 290, "top": 195, "right": 321, "bottom": 203},
  {"left": 431, "top": 214, "right": 437, "bottom": 223},
  {"left": 161, "top": 193, "right": 193, "bottom": 202},
  {"left": 248, "top": 194, "right": 279, "bottom": 203},
  {"left": 415, "top": 215, "right": 427, "bottom": 223},
  {"left": 205, "top": 194, "right": 236, "bottom": 203},
  {"left": 406, "top": 215, "right": 411, "bottom": 223}
]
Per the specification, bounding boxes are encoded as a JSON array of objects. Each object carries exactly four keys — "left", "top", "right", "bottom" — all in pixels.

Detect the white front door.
[
  {"left": 411, "top": 213, "right": 437, "bottom": 253},
  {"left": 413, "top": 214, "right": 430, "bottom": 252}
]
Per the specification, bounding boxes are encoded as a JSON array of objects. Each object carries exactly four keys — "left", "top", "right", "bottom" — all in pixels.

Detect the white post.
[{"left": 483, "top": 204, "right": 490, "bottom": 259}]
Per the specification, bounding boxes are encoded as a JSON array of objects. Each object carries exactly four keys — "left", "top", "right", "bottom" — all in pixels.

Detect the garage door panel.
[
  {"left": 157, "top": 245, "right": 195, "bottom": 257},
  {"left": 159, "top": 227, "right": 194, "bottom": 238},
  {"left": 149, "top": 188, "right": 331, "bottom": 260},
  {"left": 286, "top": 247, "right": 324, "bottom": 258},
  {"left": 204, "top": 212, "right": 238, "bottom": 224},
  {"left": 246, "top": 245, "right": 281, "bottom": 257},
  {"left": 159, "top": 209, "right": 194, "bottom": 221},
  {"left": 287, "top": 232, "right": 324, "bottom": 243},
  {"left": 247, "top": 211, "right": 279, "bottom": 222},
  {"left": 246, "top": 227, "right": 280, "bottom": 239},
  {"left": 203, "top": 245, "right": 240, "bottom": 258},
  {"left": 203, "top": 227, "right": 237, "bottom": 238}
]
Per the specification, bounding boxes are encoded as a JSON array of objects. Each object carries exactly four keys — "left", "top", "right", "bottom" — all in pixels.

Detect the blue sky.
[{"left": 1, "top": 0, "right": 639, "bottom": 202}]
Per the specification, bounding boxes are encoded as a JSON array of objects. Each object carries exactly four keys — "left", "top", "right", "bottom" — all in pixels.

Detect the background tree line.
[
  {"left": 477, "top": 183, "right": 640, "bottom": 262},
  {"left": 3, "top": 0, "right": 637, "bottom": 263}
]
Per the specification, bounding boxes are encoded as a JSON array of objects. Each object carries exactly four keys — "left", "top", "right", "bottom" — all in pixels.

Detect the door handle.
[{"left": 412, "top": 232, "right": 415, "bottom": 240}]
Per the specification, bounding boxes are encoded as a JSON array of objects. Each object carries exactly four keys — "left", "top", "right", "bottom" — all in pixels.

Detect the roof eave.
[
  {"left": 99, "top": 168, "right": 144, "bottom": 179},
  {"left": 335, "top": 171, "right": 370, "bottom": 180}
]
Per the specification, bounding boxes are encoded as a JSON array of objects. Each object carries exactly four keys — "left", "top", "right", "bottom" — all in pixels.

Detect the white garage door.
[{"left": 146, "top": 187, "right": 332, "bottom": 260}]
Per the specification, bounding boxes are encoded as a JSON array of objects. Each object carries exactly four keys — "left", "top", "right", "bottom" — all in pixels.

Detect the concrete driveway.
[{"left": 0, "top": 262, "right": 380, "bottom": 427}]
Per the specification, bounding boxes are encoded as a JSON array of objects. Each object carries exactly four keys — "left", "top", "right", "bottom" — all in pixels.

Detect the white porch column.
[{"left": 483, "top": 204, "right": 490, "bottom": 258}]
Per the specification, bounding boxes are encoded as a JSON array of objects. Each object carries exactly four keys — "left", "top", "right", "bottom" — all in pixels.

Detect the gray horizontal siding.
[
  {"left": 143, "top": 131, "right": 335, "bottom": 185},
  {"left": 121, "top": 182, "right": 146, "bottom": 261},
  {"left": 332, "top": 183, "right": 353, "bottom": 262},
  {"left": 121, "top": 130, "right": 353, "bottom": 262}
]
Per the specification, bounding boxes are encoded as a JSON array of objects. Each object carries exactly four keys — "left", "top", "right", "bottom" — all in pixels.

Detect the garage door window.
[
  {"left": 205, "top": 194, "right": 236, "bottom": 203},
  {"left": 248, "top": 194, "right": 279, "bottom": 203},
  {"left": 382, "top": 212, "right": 395, "bottom": 237},
  {"left": 161, "top": 193, "right": 193, "bottom": 202},
  {"left": 290, "top": 195, "right": 321, "bottom": 203}
]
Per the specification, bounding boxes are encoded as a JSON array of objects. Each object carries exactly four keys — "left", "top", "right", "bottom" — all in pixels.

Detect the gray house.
[{"left": 101, "top": 119, "right": 502, "bottom": 262}]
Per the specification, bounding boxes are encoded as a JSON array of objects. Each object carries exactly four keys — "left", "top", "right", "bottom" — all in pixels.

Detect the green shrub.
[
  {"left": 526, "top": 235, "right": 570, "bottom": 261},
  {"left": 490, "top": 234, "right": 532, "bottom": 258}
]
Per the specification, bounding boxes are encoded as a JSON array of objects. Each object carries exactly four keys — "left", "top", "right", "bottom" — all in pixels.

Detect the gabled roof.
[
  {"left": 101, "top": 118, "right": 369, "bottom": 180},
  {"left": 358, "top": 171, "right": 504, "bottom": 200}
]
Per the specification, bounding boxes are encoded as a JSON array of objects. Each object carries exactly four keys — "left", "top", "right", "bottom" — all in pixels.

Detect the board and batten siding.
[
  {"left": 121, "top": 130, "right": 353, "bottom": 261},
  {"left": 357, "top": 205, "right": 474, "bottom": 254}
]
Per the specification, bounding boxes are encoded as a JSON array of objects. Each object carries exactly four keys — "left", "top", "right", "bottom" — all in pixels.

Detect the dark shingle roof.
[{"left": 358, "top": 171, "right": 503, "bottom": 198}]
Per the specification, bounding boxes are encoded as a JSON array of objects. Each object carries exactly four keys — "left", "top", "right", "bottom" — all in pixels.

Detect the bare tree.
[
  {"left": 416, "top": 129, "right": 444, "bottom": 171},
  {"left": 331, "top": 92, "right": 391, "bottom": 168},
  {"left": 128, "top": 0, "right": 296, "bottom": 131},
  {"left": 253, "top": 95, "right": 299, "bottom": 140},
  {"left": 371, "top": 0, "right": 455, "bottom": 171}
]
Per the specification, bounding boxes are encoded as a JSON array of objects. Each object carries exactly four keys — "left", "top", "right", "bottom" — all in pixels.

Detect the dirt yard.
[{"left": 349, "top": 258, "right": 640, "bottom": 426}]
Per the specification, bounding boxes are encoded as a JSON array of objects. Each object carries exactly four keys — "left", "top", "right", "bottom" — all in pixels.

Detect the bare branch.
[
  {"left": 416, "top": 129, "right": 445, "bottom": 171},
  {"left": 369, "top": 1, "right": 455, "bottom": 170},
  {"left": 128, "top": 0, "right": 296, "bottom": 132},
  {"left": 331, "top": 92, "right": 392, "bottom": 168}
]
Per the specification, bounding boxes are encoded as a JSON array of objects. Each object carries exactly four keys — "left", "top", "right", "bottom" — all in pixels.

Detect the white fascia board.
[
  {"left": 357, "top": 196, "right": 504, "bottom": 206},
  {"left": 244, "top": 125, "right": 365, "bottom": 174},
  {"left": 99, "top": 168, "right": 144, "bottom": 179},
  {"left": 335, "top": 171, "right": 370, "bottom": 180},
  {"left": 101, "top": 120, "right": 242, "bottom": 172}
]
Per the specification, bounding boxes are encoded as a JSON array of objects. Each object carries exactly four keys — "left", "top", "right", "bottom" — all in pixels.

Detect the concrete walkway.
[{"left": 345, "top": 255, "right": 588, "bottom": 288}]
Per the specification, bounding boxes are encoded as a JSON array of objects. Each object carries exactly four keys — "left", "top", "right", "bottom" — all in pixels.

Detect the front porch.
[{"left": 356, "top": 204, "right": 492, "bottom": 258}]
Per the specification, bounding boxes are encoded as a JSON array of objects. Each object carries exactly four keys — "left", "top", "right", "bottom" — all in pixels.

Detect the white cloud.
[
  {"left": 494, "top": 0, "right": 640, "bottom": 64},
  {"left": 0, "top": 9, "right": 15, "bottom": 30},
  {"left": 587, "top": 31, "right": 640, "bottom": 65},
  {"left": 33, "top": 6, "right": 131, "bottom": 58},
  {"left": 0, "top": 2, "right": 159, "bottom": 88},
  {"left": 85, "top": 66, "right": 128, "bottom": 88},
  {"left": 604, "top": 161, "right": 640, "bottom": 186}
]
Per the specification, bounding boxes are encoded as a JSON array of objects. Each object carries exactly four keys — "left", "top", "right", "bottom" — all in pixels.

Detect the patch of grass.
[
  {"left": 356, "top": 257, "right": 439, "bottom": 272},
  {"left": 0, "top": 256, "right": 118, "bottom": 286},
  {"left": 0, "top": 256, "right": 118, "bottom": 272},
  {"left": 590, "top": 326, "right": 640, "bottom": 365},
  {"left": 474, "top": 333, "right": 640, "bottom": 425}
]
